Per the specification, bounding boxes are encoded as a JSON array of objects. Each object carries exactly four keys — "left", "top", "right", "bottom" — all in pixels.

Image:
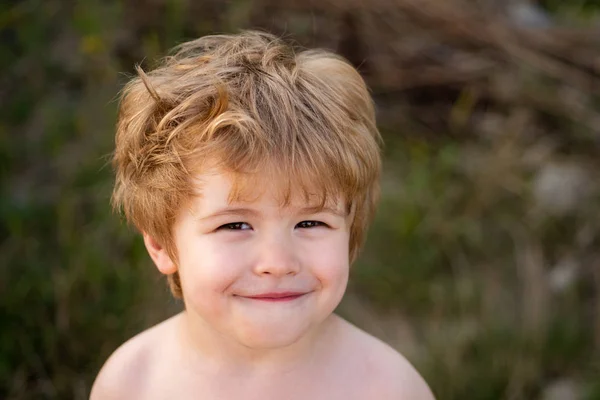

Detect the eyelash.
[
  {"left": 296, "top": 220, "right": 326, "bottom": 229},
  {"left": 217, "top": 221, "right": 326, "bottom": 231},
  {"left": 219, "top": 222, "right": 251, "bottom": 231}
]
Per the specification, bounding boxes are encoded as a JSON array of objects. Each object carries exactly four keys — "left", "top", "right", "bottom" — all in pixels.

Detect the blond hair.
[{"left": 113, "top": 31, "right": 381, "bottom": 297}]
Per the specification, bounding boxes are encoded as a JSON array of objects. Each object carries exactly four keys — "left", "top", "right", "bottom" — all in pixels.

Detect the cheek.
[
  {"left": 176, "top": 236, "right": 247, "bottom": 295},
  {"left": 302, "top": 232, "right": 350, "bottom": 286}
]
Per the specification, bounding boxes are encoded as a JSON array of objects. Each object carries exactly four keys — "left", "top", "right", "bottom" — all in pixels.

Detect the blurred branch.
[{"left": 259, "top": 0, "right": 600, "bottom": 137}]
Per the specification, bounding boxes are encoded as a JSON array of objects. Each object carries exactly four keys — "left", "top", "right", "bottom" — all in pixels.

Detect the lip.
[{"left": 240, "top": 292, "right": 309, "bottom": 302}]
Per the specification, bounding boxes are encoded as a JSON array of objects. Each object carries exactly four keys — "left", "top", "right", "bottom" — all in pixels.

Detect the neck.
[{"left": 175, "top": 310, "right": 339, "bottom": 376}]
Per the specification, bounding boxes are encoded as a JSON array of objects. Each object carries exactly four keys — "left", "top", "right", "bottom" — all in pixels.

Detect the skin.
[{"left": 91, "top": 169, "right": 435, "bottom": 400}]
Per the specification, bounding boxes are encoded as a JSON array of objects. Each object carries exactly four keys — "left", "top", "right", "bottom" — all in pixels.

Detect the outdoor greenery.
[{"left": 2, "top": 0, "right": 599, "bottom": 399}]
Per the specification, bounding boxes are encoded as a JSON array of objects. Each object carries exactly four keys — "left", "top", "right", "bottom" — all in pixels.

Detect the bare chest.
[
  {"left": 139, "top": 367, "right": 373, "bottom": 400},
  {"left": 140, "top": 385, "right": 371, "bottom": 400}
]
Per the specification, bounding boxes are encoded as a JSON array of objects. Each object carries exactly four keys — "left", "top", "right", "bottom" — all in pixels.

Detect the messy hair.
[{"left": 112, "top": 31, "right": 381, "bottom": 297}]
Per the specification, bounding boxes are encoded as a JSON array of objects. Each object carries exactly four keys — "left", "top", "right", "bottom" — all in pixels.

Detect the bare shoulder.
[
  {"left": 335, "top": 316, "right": 436, "bottom": 400},
  {"left": 90, "top": 314, "right": 179, "bottom": 400}
]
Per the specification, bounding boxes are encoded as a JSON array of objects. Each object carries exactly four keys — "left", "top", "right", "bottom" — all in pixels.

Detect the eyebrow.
[
  {"left": 197, "top": 205, "right": 346, "bottom": 222},
  {"left": 298, "top": 206, "right": 347, "bottom": 217},
  {"left": 196, "top": 207, "right": 260, "bottom": 222}
]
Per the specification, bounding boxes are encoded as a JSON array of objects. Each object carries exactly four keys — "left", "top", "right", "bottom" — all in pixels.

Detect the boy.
[{"left": 91, "top": 31, "right": 434, "bottom": 399}]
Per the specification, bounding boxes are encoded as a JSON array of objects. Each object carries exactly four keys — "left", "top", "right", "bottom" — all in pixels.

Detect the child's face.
[{"left": 170, "top": 169, "right": 350, "bottom": 349}]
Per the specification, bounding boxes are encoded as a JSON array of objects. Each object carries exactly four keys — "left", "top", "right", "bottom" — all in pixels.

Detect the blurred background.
[{"left": 2, "top": 0, "right": 600, "bottom": 398}]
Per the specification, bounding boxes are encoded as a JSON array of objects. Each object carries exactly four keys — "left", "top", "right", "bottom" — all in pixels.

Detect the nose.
[{"left": 253, "top": 234, "right": 301, "bottom": 277}]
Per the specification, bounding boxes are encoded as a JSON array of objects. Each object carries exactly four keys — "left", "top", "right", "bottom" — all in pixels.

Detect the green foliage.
[
  {"left": 542, "top": 0, "right": 600, "bottom": 19},
  {"left": 352, "top": 133, "right": 600, "bottom": 398},
  {"left": 1, "top": 1, "right": 176, "bottom": 398}
]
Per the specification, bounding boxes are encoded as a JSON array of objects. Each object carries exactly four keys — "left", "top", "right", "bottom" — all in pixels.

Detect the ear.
[{"left": 143, "top": 233, "right": 177, "bottom": 275}]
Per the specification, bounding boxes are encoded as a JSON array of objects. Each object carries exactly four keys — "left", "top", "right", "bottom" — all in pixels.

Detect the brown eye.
[
  {"left": 219, "top": 222, "right": 252, "bottom": 231},
  {"left": 296, "top": 221, "right": 325, "bottom": 229}
]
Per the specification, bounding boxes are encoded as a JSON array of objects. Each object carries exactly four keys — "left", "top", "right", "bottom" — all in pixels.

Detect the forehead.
[{"left": 191, "top": 168, "right": 344, "bottom": 211}]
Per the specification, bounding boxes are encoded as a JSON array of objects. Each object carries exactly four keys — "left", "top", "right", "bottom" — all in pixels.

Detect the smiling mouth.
[{"left": 240, "top": 292, "right": 308, "bottom": 302}]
